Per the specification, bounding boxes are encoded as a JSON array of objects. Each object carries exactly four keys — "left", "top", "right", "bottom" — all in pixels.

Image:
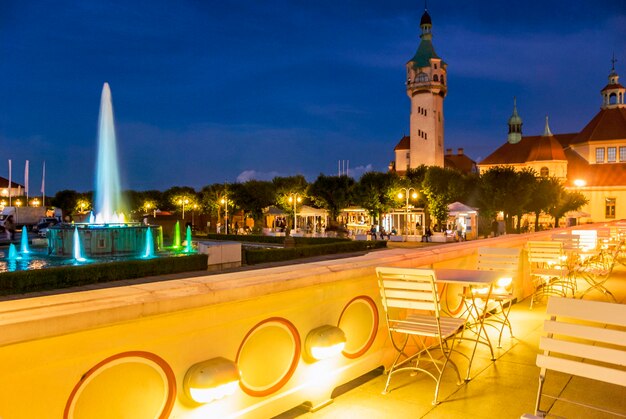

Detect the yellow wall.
[{"left": 0, "top": 229, "right": 574, "bottom": 418}]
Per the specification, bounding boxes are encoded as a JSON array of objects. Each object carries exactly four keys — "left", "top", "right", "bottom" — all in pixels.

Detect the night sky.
[{"left": 1, "top": 1, "right": 624, "bottom": 194}]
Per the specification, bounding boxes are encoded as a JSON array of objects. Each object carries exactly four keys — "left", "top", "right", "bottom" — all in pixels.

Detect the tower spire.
[
  {"left": 543, "top": 115, "right": 553, "bottom": 137},
  {"left": 507, "top": 97, "right": 523, "bottom": 144}
]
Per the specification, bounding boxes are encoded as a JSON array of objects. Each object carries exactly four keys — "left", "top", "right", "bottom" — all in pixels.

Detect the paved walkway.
[{"left": 283, "top": 267, "right": 626, "bottom": 419}]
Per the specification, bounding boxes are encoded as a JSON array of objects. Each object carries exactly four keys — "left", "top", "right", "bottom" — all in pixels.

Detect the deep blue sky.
[{"left": 1, "top": 1, "right": 625, "bottom": 194}]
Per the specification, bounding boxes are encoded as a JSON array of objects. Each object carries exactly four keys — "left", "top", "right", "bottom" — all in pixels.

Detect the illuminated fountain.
[
  {"left": 47, "top": 83, "right": 162, "bottom": 258},
  {"left": 20, "top": 231, "right": 30, "bottom": 254},
  {"left": 7, "top": 244, "right": 18, "bottom": 261},
  {"left": 184, "top": 225, "right": 193, "bottom": 253}
]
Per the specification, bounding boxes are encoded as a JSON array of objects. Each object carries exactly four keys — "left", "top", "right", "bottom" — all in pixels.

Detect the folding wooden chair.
[
  {"left": 527, "top": 241, "right": 572, "bottom": 309},
  {"left": 376, "top": 267, "right": 466, "bottom": 405},
  {"left": 474, "top": 247, "right": 521, "bottom": 348}
]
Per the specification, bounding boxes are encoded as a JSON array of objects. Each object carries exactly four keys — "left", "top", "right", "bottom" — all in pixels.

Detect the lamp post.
[
  {"left": 220, "top": 197, "right": 229, "bottom": 234},
  {"left": 397, "top": 188, "right": 418, "bottom": 239},
  {"left": 192, "top": 204, "right": 198, "bottom": 228},
  {"left": 32, "top": 198, "right": 40, "bottom": 207},
  {"left": 178, "top": 198, "right": 190, "bottom": 220},
  {"left": 288, "top": 193, "right": 302, "bottom": 231}
]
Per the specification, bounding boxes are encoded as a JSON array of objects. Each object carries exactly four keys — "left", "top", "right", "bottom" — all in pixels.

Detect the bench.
[{"left": 526, "top": 296, "right": 626, "bottom": 418}]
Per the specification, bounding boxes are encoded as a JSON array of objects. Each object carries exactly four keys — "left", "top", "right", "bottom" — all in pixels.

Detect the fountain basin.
[{"left": 47, "top": 223, "right": 163, "bottom": 257}]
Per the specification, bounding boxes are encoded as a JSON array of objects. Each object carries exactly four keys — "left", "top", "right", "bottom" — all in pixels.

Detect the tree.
[
  {"left": 526, "top": 177, "right": 561, "bottom": 231},
  {"left": 512, "top": 168, "right": 537, "bottom": 232},
  {"left": 200, "top": 183, "right": 229, "bottom": 219},
  {"left": 479, "top": 166, "right": 530, "bottom": 233},
  {"left": 273, "top": 175, "right": 308, "bottom": 219},
  {"left": 549, "top": 189, "right": 588, "bottom": 228},
  {"left": 352, "top": 171, "right": 399, "bottom": 225},
  {"left": 51, "top": 190, "right": 80, "bottom": 218},
  {"left": 422, "top": 167, "right": 465, "bottom": 229},
  {"left": 308, "top": 175, "right": 355, "bottom": 224},
  {"left": 162, "top": 186, "right": 198, "bottom": 213},
  {"left": 231, "top": 180, "right": 275, "bottom": 228}
]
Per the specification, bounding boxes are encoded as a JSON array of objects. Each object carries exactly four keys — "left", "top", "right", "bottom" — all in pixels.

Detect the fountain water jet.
[
  {"left": 20, "top": 230, "right": 30, "bottom": 254},
  {"left": 172, "top": 221, "right": 181, "bottom": 249},
  {"left": 184, "top": 225, "right": 194, "bottom": 253},
  {"left": 47, "top": 83, "right": 162, "bottom": 257},
  {"left": 73, "top": 227, "right": 86, "bottom": 262},
  {"left": 7, "top": 243, "right": 18, "bottom": 261},
  {"left": 143, "top": 227, "right": 155, "bottom": 258}
]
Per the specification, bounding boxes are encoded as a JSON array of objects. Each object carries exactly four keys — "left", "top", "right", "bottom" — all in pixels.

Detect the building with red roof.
[{"left": 478, "top": 63, "right": 626, "bottom": 222}]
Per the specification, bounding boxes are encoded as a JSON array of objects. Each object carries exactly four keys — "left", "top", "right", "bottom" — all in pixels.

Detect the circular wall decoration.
[
  {"left": 236, "top": 317, "right": 301, "bottom": 397},
  {"left": 338, "top": 295, "right": 379, "bottom": 359},
  {"left": 64, "top": 351, "right": 176, "bottom": 419}
]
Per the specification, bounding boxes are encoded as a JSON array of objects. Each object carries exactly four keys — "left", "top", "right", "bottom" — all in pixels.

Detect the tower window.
[
  {"left": 620, "top": 146, "right": 626, "bottom": 162},
  {"left": 540, "top": 167, "right": 549, "bottom": 177},
  {"left": 605, "top": 198, "right": 616, "bottom": 219},
  {"left": 433, "top": 75, "right": 439, "bottom": 82},
  {"left": 441, "top": 76, "right": 445, "bottom": 85},
  {"left": 609, "top": 93, "right": 617, "bottom": 105},
  {"left": 608, "top": 147, "right": 617, "bottom": 162},
  {"left": 434, "top": 64, "right": 437, "bottom": 69},
  {"left": 417, "top": 73, "right": 429, "bottom": 82},
  {"left": 596, "top": 147, "right": 605, "bottom": 163}
]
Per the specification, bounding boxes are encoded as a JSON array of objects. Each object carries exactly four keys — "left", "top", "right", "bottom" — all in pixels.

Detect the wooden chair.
[
  {"left": 376, "top": 267, "right": 466, "bottom": 405},
  {"left": 474, "top": 247, "right": 521, "bottom": 347},
  {"left": 529, "top": 297, "right": 626, "bottom": 417},
  {"left": 526, "top": 241, "right": 572, "bottom": 309}
]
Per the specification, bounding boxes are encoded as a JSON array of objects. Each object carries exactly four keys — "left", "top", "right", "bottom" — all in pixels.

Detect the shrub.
[
  {"left": 0, "top": 254, "right": 208, "bottom": 296},
  {"left": 243, "top": 240, "right": 386, "bottom": 265}
]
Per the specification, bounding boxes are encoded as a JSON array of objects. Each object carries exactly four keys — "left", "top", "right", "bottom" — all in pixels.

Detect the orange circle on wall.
[
  {"left": 338, "top": 295, "right": 379, "bottom": 359},
  {"left": 63, "top": 351, "right": 176, "bottom": 419},
  {"left": 236, "top": 317, "right": 301, "bottom": 397}
]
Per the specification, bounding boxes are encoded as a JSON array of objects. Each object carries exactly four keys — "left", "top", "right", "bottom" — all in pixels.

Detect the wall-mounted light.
[
  {"left": 305, "top": 325, "right": 346, "bottom": 361},
  {"left": 183, "top": 357, "right": 240, "bottom": 404}
]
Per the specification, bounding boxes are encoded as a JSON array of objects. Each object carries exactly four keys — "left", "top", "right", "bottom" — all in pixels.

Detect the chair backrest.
[
  {"left": 538, "top": 296, "right": 626, "bottom": 386},
  {"left": 477, "top": 247, "right": 520, "bottom": 292},
  {"left": 527, "top": 240, "right": 564, "bottom": 266},
  {"left": 376, "top": 267, "right": 440, "bottom": 317},
  {"left": 476, "top": 247, "right": 520, "bottom": 274},
  {"left": 551, "top": 233, "right": 580, "bottom": 250},
  {"left": 572, "top": 229, "right": 598, "bottom": 251}
]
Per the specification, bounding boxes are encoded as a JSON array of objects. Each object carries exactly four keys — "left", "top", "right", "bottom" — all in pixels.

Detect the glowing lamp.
[
  {"left": 305, "top": 325, "right": 346, "bottom": 361},
  {"left": 183, "top": 357, "right": 240, "bottom": 404},
  {"left": 496, "top": 277, "right": 512, "bottom": 288},
  {"left": 573, "top": 179, "right": 586, "bottom": 187}
]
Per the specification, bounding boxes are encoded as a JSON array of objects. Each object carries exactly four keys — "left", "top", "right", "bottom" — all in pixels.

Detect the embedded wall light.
[
  {"left": 183, "top": 357, "right": 240, "bottom": 404},
  {"left": 305, "top": 325, "right": 346, "bottom": 361}
]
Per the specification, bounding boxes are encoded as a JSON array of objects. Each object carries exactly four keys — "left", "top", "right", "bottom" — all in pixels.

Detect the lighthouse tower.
[{"left": 404, "top": 8, "right": 447, "bottom": 169}]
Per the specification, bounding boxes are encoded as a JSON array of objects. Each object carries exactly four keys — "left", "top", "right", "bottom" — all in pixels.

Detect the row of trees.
[{"left": 48, "top": 166, "right": 587, "bottom": 234}]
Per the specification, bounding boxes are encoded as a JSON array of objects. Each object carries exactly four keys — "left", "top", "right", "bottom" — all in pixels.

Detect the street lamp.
[
  {"left": 178, "top": 197, "right": 190, "bottom": 220},
  {"left": 31, "top": 198, "right": 40, "bottom": 207},
  {"left": 15, "top": 199, "right": 22, "bottom": 207},
  {"left": 397, "top": 188, "right": 418, "bottom": 239},
  {"left": 288, "top": 193, "right": 303, "bottom": 230},
  {"left": 220, "top": 197, "right": 229, "bottom": 234}
]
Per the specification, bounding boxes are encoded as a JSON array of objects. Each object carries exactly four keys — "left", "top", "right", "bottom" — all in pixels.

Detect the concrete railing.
[{"left": 0, "top": 223, "right": 611, "bottom": 418}]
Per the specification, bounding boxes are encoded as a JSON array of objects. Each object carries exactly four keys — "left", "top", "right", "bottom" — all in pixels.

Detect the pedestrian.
[
  {"left": 491, "top": 219, "right": 499, "bottom": 237},
  {"left": 422, "top": 226, "right": 432, "bottom": 242},
  {"left": 4, "top": 215, "right": 15, "bottom": 241}
]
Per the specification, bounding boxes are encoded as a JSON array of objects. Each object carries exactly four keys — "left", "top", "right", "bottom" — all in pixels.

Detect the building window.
[
  {"left": 434, "top": 64, "right": 437, "bottom": 69},
  {"left": 608, "top": 147, "right": 617, "bottom": 162},
  {"left": 606, "top": 198, "right": 616, "bottom": 219},
  {"left": 433, "top": 74, "right": 439, "bottom": 82},
  {"left": 595, "top": 147, "right": 605, "bottom": 163},
  {"left": 620, "top": 146, "right": 626, "bottom": 162},
  {"left": 417, "top": 73, "right": 429, "bottom": 82},
  {"left": 540, "top": 167, "right": 549, "bottom": 177}
]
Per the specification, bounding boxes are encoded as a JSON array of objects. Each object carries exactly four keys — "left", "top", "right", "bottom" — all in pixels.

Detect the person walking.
[{"left": 5, "top": 215, "right": 16, "bottom": 241}]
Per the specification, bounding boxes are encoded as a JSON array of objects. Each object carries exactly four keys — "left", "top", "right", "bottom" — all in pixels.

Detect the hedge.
[
  {"left": 0, "top": 254, "right": 208, "bottom": 296},
  {"left": 243, "top": 240, "right": 387, "bottom": 265},
  {"left": 198, "top": 233, "right": 350, "bottom": 246}
]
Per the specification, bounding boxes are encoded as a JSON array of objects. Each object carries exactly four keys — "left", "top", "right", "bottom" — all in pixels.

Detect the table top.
[{"left": 434, "top": 268, "right": 503, "bottom": 285}]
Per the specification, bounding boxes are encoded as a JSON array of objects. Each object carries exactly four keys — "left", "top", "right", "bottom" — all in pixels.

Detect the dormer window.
[{"left": 596, "top": 147, "right": 605, "bottom": 163}]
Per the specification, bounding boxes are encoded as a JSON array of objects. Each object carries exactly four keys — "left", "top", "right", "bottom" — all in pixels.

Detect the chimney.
[
  {"left": 446, "top": 148, "right": 453, "bottom": 156},
  {"left": 457, "top": 148, "right": 464, "bottom": 155}
]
